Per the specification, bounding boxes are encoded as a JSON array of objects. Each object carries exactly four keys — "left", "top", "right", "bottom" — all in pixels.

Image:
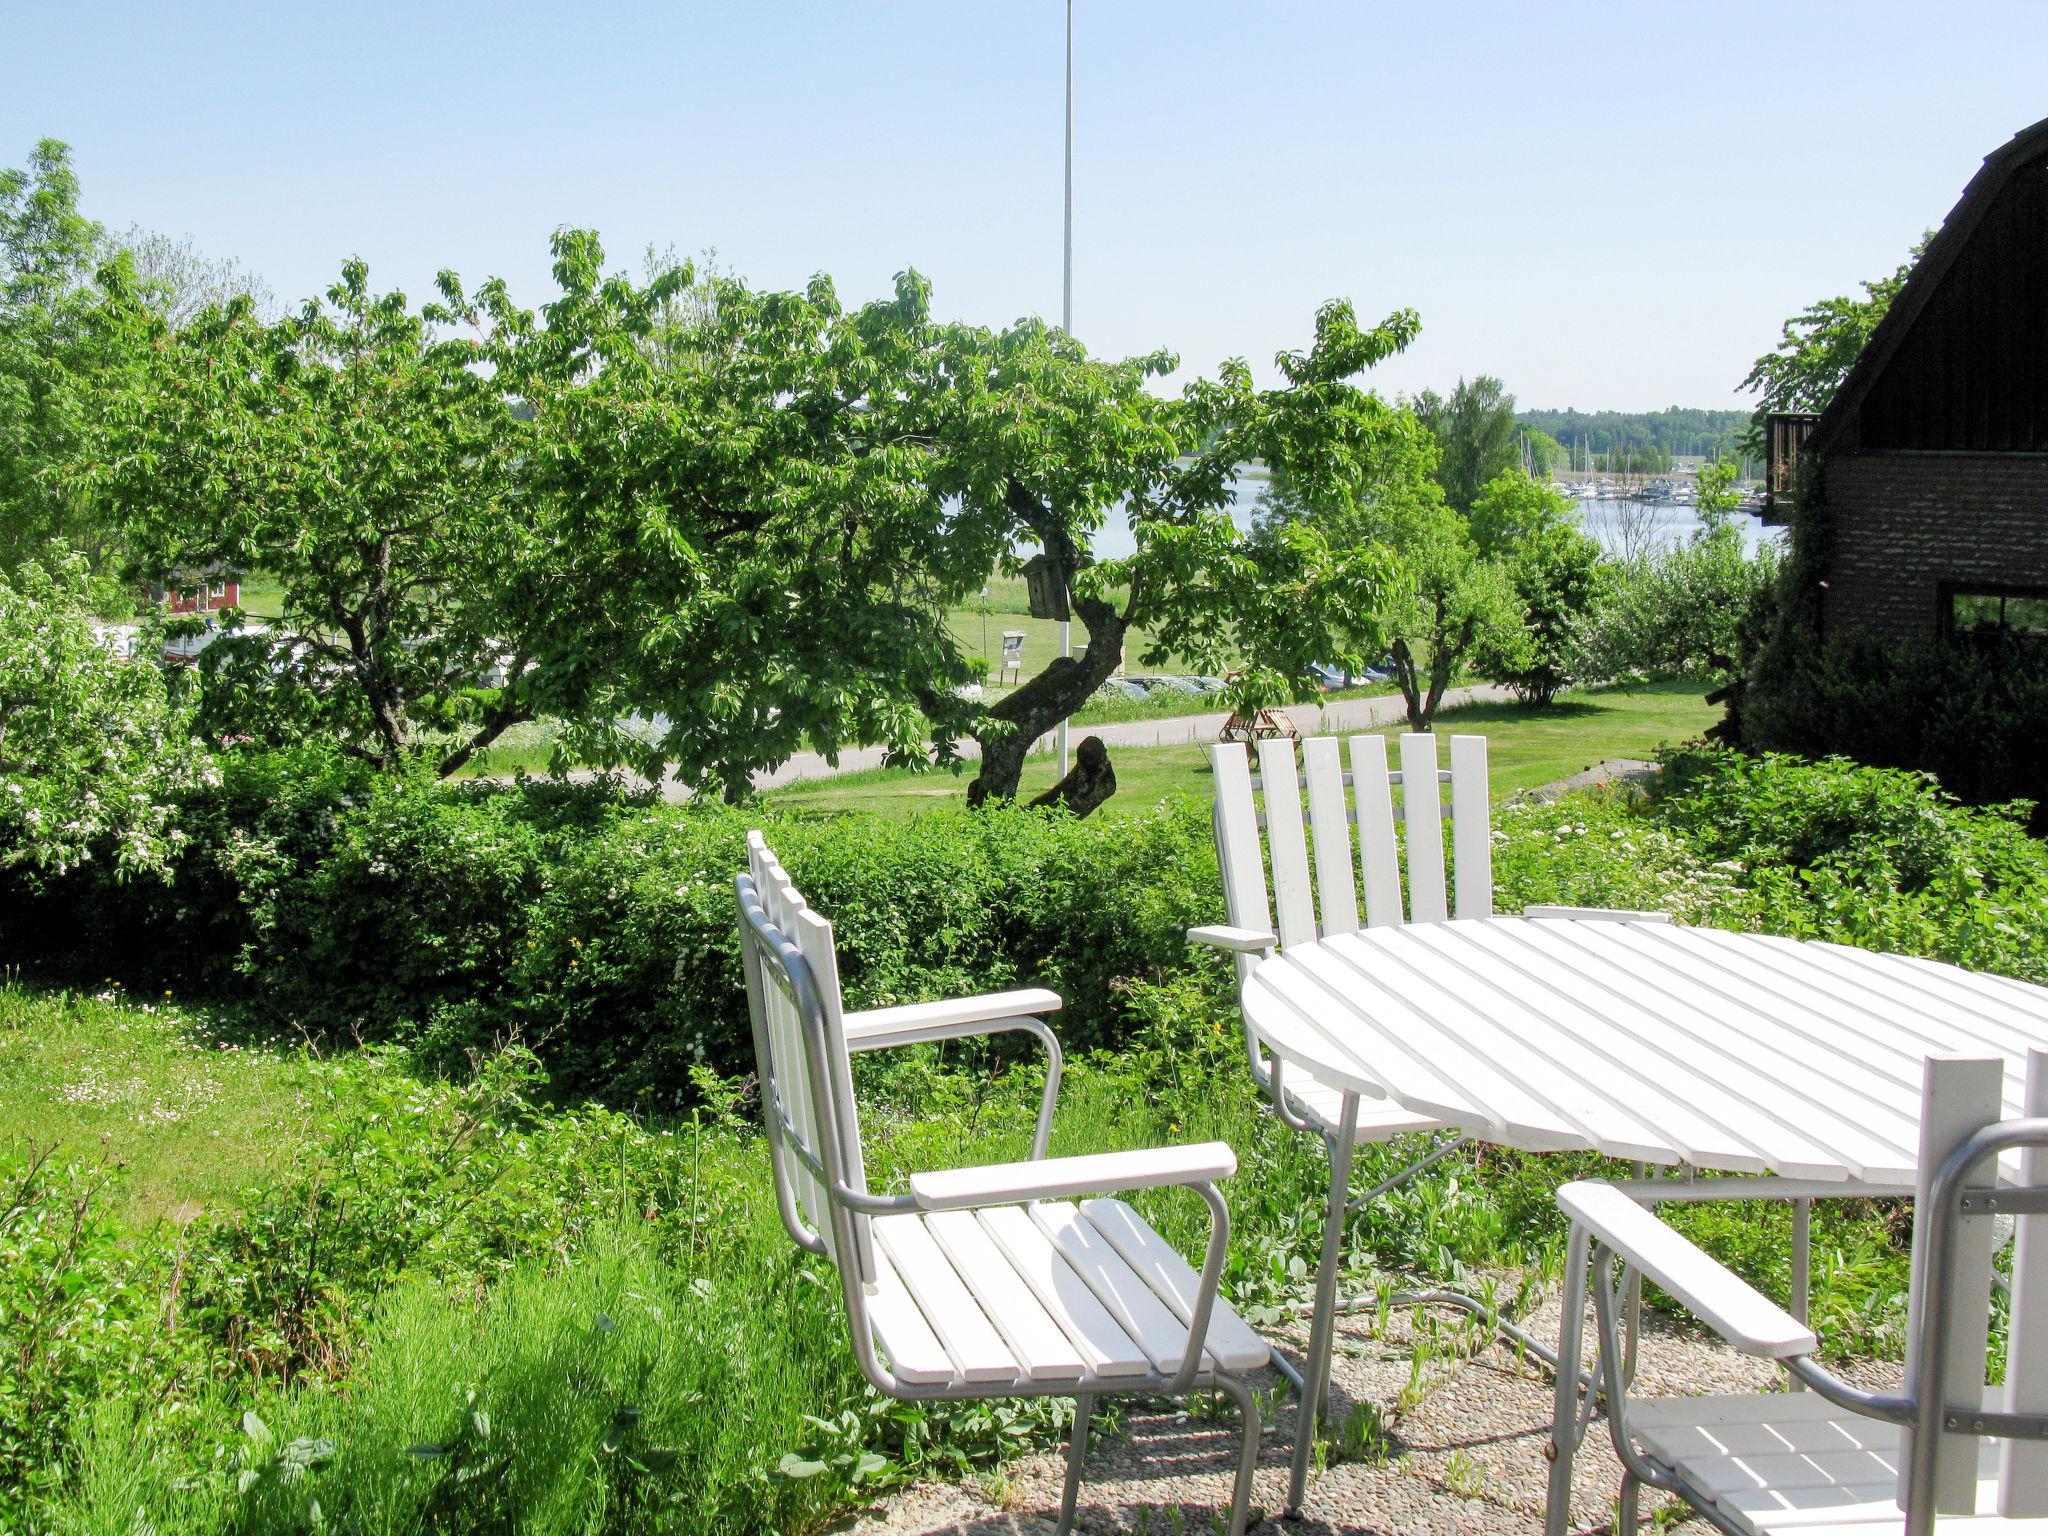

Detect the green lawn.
[
  {"left": 0, "top": 984, "right": 318, "bottom": 1228},
  {"left": 767, "top": 681, "right": 1719, "bottom": 819}
]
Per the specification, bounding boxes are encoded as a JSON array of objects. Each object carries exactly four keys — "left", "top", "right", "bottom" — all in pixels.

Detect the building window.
[{"left": 1946, "top": 585, "right": 2048, "bottom": 644}]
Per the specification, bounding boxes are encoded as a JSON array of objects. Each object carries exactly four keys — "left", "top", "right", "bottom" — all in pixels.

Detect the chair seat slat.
[
  {"left": 924, "top": 1210, "right": 1089, "bottom": 1381},
  {"left": 868, "top": 1247, "right": 970, "bottom": 1386},
  {"left": 873, "top": 1214, "right": 1021, "bottom": 1384},
  {"left": 1076, "top": 1199, "right": 1271, "bottom": 1371},
  {"left": 978, "top": 1205, "right": 1152, "bottom": 1378}
]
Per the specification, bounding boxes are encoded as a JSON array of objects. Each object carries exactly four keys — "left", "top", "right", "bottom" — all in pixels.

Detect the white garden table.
[
  {"left": 1238, "top": 912, "right": 2048, "bottom": 1522},
  {"left": 1241, "top": 914, "right": 2048, "bottom": 1186}
]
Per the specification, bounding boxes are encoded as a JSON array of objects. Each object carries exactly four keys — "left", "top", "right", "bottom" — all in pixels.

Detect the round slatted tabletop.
[{"left": 1241, "top": 915, "right": 2048, "bottom": 1186}]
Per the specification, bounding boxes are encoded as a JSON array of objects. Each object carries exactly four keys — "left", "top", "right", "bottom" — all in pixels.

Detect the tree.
[
  {"left": 1467, "top": 463, "right": 1571, "bottom": 557},
  {"left": 505, "top": 238, "right": 1412, "bottom": 805},
  {"left": 1739, "top": 238, "right": 1927, "bottom": 454},
  {"left": 1519, "top": 426, "right": 1565, "bottom": 478},
  {"left": 1, "top": 143, "right": 271, "bottom": 605},
  {"left": 0, "top": 552, "right": 215, "bottom": 882},
  {"left": 1583, "top": 521, "right": 1779, "bottom": 685},
  {"left": 115, "top": 226, "right": 276, "bottom": 327},
  {"left": 1378, "top": 498, "right": 1523, "bottom": 730},
  {"left": 0, "top": 141, "right": 116, "bottom": 588},
  {"left": 1481, "top": 518, "right": 1609, "bottom": 707},
  {"left": 93, "top": 256, "right": 623, "bottom": 776},
  {"left": 1413, "top": 375, "right": 1518, "bottom": 512},
  {"left": 1693, "top": 457, "right": 1742, "bottom": 531},
  {"left": 1470, "top": 469, "right": 1606, "bottom": 708},
  {"left": 1270, "top": 418, "right": 1524, "bottom": 730}
]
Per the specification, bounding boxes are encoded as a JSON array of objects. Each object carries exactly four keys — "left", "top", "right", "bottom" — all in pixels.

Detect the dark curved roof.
[{"left": 1808, "top": 113, "right": 2048, "bottom": 457}]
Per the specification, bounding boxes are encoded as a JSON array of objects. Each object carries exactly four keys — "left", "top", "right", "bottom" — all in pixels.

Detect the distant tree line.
[{"left": 1514, "top": 406, "right": 1754, "bottom": 474}]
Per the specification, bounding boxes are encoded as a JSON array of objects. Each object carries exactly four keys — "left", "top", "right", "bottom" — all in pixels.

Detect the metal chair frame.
[
  {"left": 1545, "top": 1051, "right": 2048, "bottom": 1536},
  {"left": 738, "top": 838, "right": 1274, "bottom": 1535}
]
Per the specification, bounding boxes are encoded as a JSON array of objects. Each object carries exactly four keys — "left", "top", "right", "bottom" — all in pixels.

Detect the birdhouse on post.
[{"left": 1021, "top": 554, "right": 1070, "bottom": 622}]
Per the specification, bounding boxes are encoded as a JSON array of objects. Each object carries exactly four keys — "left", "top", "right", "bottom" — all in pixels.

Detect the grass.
[
  {"left": 0, "top": 983, "right": 318, "bottom": 1228},
  {"left": 768, "top": 680, "right": 1720, "bottom": 819}
]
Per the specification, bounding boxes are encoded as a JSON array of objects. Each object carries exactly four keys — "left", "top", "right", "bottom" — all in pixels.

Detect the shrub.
[
  {"left": 0, "top": 1144, "right": 200, "bottom": 1520},
  {"left": 1490, "top": 789, "right": 1744, "bottom": 924},
  {"left": 502, "top": 799, "right": 1221, "bottom": 1101},
  {"left": 1734, "top": 629, "right": 2048, "bottom": 830},
  {"left": 0, "top": 554, "right": 216, "bottom": 884},
  {"left": 1479, "top": 522, "right": 1609, "bottom": 706},
  {"left": 1651, "top": 748, "right": 2048, "bottom": 984},
  {"left": 1584, "top": 524, "right": 1780, "bottom": 684}
]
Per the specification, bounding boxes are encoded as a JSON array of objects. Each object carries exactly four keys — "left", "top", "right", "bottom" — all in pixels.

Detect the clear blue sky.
[{"left": 9, "top": 1, "right": 2044, "bottom": 410}]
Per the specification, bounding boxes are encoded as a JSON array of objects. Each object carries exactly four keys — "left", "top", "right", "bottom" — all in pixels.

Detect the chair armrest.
[
  {"left": 843, "top": 988, "right": 1064, "bottom": 1047},
  {"left": 1558, "top": 1180, "right": 1817, "bottom": 1358},
  {"left": 910, "top": 1143, "right": 1237, "bottom": 1213},
  {"left": 1523, "top": 906, "right": 1672, "bottom": 924},
  {"left": 1187, "top": 924, "right": 1278, "bottom": 953}
]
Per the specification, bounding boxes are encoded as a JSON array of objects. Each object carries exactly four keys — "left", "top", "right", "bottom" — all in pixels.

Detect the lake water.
[{"left": 1085, "top": 477, "right": 1782, "bottom": 560}]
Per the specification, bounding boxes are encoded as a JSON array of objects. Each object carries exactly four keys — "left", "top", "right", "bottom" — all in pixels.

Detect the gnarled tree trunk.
[{"left": 967, "top": 484, "right": 1132, "bottom": 809}]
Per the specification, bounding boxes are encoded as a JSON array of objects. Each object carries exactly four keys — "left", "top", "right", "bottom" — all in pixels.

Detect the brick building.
[{"left": 1774, "top": 115, "right": 2048, "bottom": 646}]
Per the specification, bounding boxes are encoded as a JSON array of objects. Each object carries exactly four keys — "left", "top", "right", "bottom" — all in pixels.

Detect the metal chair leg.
[
  {"left": 1618, "top": 1470, "right": 1641, "bottom": 1533},
  {"left": 1543, "top": 1227, "right": 1593, "bottom": 1536},
  {"left": 1214, "top": 1374, "right": 1265, "bottom": 1536},
  {"left": 1057, "top": 1393, "right": 1094, "bottom": 1535},
  {"left": 1287, "top": 1094, "right": 1359, "bottom": 1515}
]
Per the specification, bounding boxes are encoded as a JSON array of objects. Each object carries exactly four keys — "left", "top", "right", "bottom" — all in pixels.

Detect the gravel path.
[{"left": 844, "top": 1279, "right": 1892, "bottom": 1536}]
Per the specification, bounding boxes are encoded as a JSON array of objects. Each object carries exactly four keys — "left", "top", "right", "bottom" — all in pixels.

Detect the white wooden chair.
[
  {"left": 736, "top": 833, "right": 1274, "bottom": 1536},
  {"left": 1548, "top": 1049, "right": 2048, "bottom": 1536},
  {"left": 1191, "top": 731, "right": 1660, "bottom": 1511}
]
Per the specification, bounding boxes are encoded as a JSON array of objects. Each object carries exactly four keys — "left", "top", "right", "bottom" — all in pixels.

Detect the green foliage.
[
  {"left": 0, "top": 1144, "right": 187, "bottom": 1520},
  {"left": 1583, "top": 521, "right": 1780, "bottom": 684},
  {"left": 1737, "top": 237, "right": 1926, "bottom": 456},
  {"left": 0, "top": 141, "right": 133, "bottom": 600},
  {"left": 92, "top": 255, "right": 612, "bottom": 777},
  {"left": 1413, "top": 375, "right": 1518, "bottom": 513},
  {"left": 1490, "top": 790, "right": 1746, "bottom": 924},
  {"left": 1482, "top": 520, "right": 1611, "bottom": 707},
  {"left": 13, "top": 766, "right": 1225, "bottom": 1097},
  {"left": 1653, "top": 748, "right": 2048, "bottom": 984},
  {"left": 14, "top": 740, "right": 2048, "bottom": 1533},
  {"left": 0, "top": 553, "right": 215, "bottom": 882},
  {"left": 1264, "top": 417, "right": 1525, "bottom": 730},
  {"left": 1735, "top": 624, "right": 2048, "bottom": 832},
  {"left": 1515, "top": 406, "right": 1750, "bottom": 470}
]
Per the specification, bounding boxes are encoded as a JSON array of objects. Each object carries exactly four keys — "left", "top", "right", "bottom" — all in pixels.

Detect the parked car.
[{"left": 1308, "top": 661, "right": 1394, "bottom": 689}]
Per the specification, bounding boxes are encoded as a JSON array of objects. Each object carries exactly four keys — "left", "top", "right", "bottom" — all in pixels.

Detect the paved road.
[{"left": 721, "top": 684, "right": 1512, "bottom": 799}]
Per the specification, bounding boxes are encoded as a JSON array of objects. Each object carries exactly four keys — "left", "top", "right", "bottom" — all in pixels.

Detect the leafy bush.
[
  {"left": 0, "top": 1144, "right": 201, "bottom": 1520},
  {"left": 1584, "top": 524, "right": 1780, "bottom": 684},
  {"left": 0, "top": 554, "right": 215, "bottom": 883},
  {"left": 1479, "top": 521, "right": 1609, "bottom": 707},
  {"left": 1735, "top": 629, "right": 2048, "bottom": 831},
  {"left": 1652, "top": 748, "right": 2048, "bottom": 984},
  {"left": 1490, "top": 789, "right": 1745, "bottom": 924},
  {"left": 14, "top": 765, "right": 1225, "bottom": 1100}
]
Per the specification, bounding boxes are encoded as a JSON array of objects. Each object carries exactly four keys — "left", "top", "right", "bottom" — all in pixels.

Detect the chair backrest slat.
[
  {"left": 1212, "top": 732, "right": 1496, "bottom": 947},
  {"left": 1450, "top": 735, "right": 1494, "bottom": 920},
  {"left": 1256, "top": 737, "right": 1318, "bottom": 949},
  {"left": 1902, "top": 1053, "right": 2005, "bottom": 1517},
  {"left": 1348, "top": 734, "right": 1404, "bottom": 927},
  {"left": 1398, "top": 733, "right": 1450, "bottom": 923},
  {"left": 1302, "top": 737, "right": 1360, "bottom": 938},
  {"left": 744, "top": 875, "right": 833, "bottom": 1254},
  {"left": 2000, "top": 1048, "right": 2048, "bottom": 1517},
  {"left": 737, "top": 834, "right": 876, "bottom": 1284},
  {"left": 785, "top": 902, "right": 875, "bottom": 1283},
  {"left": 1210, "top": 743, "right": 1273, "bottom": 948}
]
